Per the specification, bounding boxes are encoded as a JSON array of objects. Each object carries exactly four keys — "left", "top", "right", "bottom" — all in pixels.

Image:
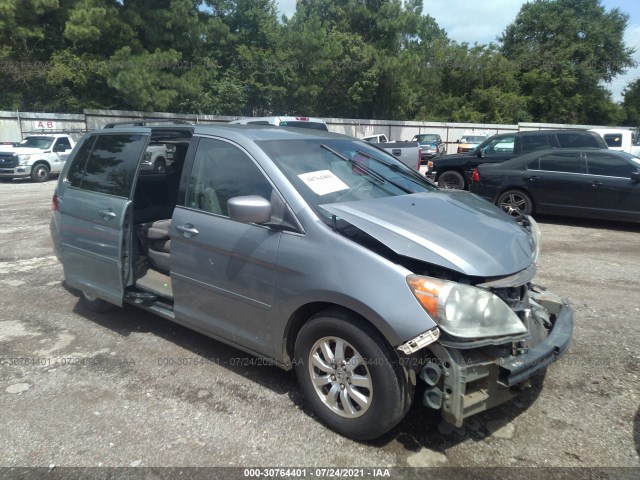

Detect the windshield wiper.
[
  {"left": 356, "top": 149, "right": 432, "bottom": 187},
  {"left": 320, "top": 144, "right": 412, "bottom": 194},
  {"left": 320, "top": 144, "right": 389, "bottom": 185}
]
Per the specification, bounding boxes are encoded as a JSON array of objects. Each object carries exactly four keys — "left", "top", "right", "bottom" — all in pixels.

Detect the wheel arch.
[
  {"left": 31, "top": 159, "right": 51, "bottom": 170},
  {"left": 281, "top": 301, "right": 398, "bottom": 369}
]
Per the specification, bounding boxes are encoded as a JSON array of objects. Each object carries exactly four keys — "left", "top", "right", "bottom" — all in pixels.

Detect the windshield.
[
  {"left": 414, "top": 134, "right": 438, "bottom": 143},
  {"left": 461, "top": 135, "right": 486, "bottom": 143},
  {"left": 18, "top": 137, "right": 53, "bottom": 149},
  {"left": 257, "top": 139, "right": 437, "bottom": 220}
]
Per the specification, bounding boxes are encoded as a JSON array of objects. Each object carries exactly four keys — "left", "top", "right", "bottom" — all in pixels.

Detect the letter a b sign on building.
[{"left": 33, "top": 120, "right": 56, "bottom": 130}]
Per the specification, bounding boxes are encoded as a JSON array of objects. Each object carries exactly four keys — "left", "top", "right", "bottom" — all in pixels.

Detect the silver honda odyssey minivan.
[{"left": 51, "top": 122, "right": 572, "bottom": 440}]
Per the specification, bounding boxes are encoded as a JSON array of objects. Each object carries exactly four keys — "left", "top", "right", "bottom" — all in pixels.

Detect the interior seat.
[{"left": 147, "top": 219, "right": 171, "bottom": 273}]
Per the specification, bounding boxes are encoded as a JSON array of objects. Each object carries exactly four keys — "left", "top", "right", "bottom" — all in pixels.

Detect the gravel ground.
[{"left": 0, "top": 179, "right": 639, "bottom": 474}]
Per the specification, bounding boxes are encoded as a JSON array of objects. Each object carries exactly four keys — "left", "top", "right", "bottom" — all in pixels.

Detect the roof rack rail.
[
  {"left": 103, "top": 119, "right": 192, "bottom": 128},
  {"left": 22, "top": 129, "right": 89, "bottom": 134}
]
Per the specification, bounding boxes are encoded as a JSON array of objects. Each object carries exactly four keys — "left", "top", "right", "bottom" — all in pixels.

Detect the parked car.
[
  {"left": 140, "top": 143, "right": 176, "bottom": 173},
  {"left": 51, "top": 123, "right": 572, "bottom": 440},
  {"left": 0, "top": 134, "right": 76, "bottom": 182},
  {"left": 411, "top": 133, "right": 446, "bottom": 160},
  {"left": 470, "top": 148, "right": 640, "bottom": 222},
  {"left": 361, "top": 133, "right": 389, "bottom": 143},
  {"left": 373, "top": 141, "right": 422, "bottom": 171},
  {"left": 428, "top": 129, "right": 608, "bottom": 190},
  {"left": 457, "top": 133, "right": 488, "bottom": 153},
  {"left": 590, "top": 128, "right": 640, "bottom": 157},
  {"left": 229, "top": 116, "right": 328, "bottom": 131}
]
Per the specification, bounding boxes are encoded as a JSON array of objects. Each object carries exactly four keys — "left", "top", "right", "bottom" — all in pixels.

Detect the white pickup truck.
[
  {"left": 0, "top": 134, "right": 76, "bottom": 182},
  {"left": 590, "top": 128, "right": 640, "bottom": 156}
]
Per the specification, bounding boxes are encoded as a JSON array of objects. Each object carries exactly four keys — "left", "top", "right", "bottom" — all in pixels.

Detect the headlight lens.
[
  {"left": 407, "top": 275, "right": 527, "bottom": 339},
  {"left": 16, "top": 154, "right": 32, "bottom": 165}
]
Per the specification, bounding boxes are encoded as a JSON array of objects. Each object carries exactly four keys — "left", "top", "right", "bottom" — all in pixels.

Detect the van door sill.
[{"left": 135, "top": 269, "right": 173, "bottom": 299}]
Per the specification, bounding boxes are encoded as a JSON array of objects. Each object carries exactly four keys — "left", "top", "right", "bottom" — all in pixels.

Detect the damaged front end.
[
  {"left": 403, "top": 268, "right": 572, "bottom": 427},
  {"left": 322, "top": 194, "right": 573, "bottom": 427}
]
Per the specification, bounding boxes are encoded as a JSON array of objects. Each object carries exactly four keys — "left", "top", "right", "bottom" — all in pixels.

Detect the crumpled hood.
[{"left": 321, "top": 191, "right": 534, "bottom": 277}]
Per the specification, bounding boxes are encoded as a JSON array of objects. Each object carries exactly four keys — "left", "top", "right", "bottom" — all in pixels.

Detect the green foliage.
[
  {"left": 500, "top": 0, "right": 635, "bottom": 124},
  {"left": 622, "top": 79, "right": 640, "bottom": 126},
  {"left": 0, "top": 0, "right": 634, "bottom": 125}
]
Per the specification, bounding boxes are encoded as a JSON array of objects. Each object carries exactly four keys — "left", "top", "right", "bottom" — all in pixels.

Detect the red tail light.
[
  {"left": 295, "top": 117, "right": 309, "bottom": 121},
  {"left": 52, "top": 191, "right": 59, "bottom": 211},
  {"left": 471, "top": 169, "right": 480, "bottom": 183}
]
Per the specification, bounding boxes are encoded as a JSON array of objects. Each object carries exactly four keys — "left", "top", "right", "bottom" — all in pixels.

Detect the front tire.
[
  {"left": 31, "top": 163, "right": 50, "bottom": 183},
  {"left": 294, "top": 309, "right": 411, "bottom": 440},
  {"left": 79, "top": 291, "right": 116, "bottom": 313},
  {"left": 497, "top": 189, "right": 533, "bottom": 221},
  {"left": 437, "top": 170, "right": 465, "bottom": 190}
]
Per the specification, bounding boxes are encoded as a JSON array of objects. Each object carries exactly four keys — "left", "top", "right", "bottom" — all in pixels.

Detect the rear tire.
[
  {"left": 437, "top": 170, "right": 465, "bottom": 190},
  {"left": 154, "top": 158, "right": 166, "bottom": 173},
  {"left": 294, "top": 309, "right": 411, "bottom": 440},
  {"left": 497, "top": 189, "right": 533, "bottom": 221},
  {"left": 79, "top": 291, "right": 116, "bottom": 313},
  {"left": 31, "top": 163, "right": 50, "bottom": 183}
]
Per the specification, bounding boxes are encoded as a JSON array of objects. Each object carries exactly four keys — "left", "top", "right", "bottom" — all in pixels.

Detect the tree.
[
  {"left": 500, "top": 0, "right": 635, "bottom": 124},
  {"left": 622, "top": 79, "right": 640, "bottom": 126}
]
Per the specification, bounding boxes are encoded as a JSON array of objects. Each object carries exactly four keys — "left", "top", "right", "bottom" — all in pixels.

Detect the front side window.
[
  {"left": 55, "top": 137, "right": 72, "bottom": 151},
  {"left": 586, "top": 153, "right": 636, "bottom": 177},
  {"left": 481, "top": 135, "right": 515, "bottom": 154},
  {"left": 80, "top": 134, "right": 147, "bottom": 197},
  {"left": 186, "top": 138, "right": 274, "bottom": 216}
]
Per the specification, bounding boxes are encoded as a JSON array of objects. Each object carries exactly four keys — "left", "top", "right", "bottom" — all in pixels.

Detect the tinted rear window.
[
  {"left": 80, "top": 134, "right": 147, "bottom": 197},
  {"left": 520, "top": 134, "right": 555, "bottom": 153},
  {"left": 537, "top": 152, "right": 584, "bottom": 173},
  {"left": 278, "top": 121, "right": 328, "bottom": 131},
  {"left": 556, "top": 132, "right": 604, "bottom": 148},
  {"left": 66, "top": 135, "right": 96, "bottom": 188}
]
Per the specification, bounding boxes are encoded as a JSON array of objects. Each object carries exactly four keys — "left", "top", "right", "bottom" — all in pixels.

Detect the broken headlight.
[{"left": 407, "top": 275, "right": 527, "bottom": 339}]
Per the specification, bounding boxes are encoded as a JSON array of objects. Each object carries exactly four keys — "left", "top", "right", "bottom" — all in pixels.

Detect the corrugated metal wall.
[{"left": 1, "top": 109, "right": 632, "bottom": 154}]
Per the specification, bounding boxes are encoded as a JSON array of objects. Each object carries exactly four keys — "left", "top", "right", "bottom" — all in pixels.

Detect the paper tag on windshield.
[{"left": 298, "top": 170, "right": 349, "bottom": 196}]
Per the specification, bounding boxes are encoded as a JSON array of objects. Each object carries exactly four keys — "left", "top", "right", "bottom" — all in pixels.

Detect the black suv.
[{"left": 427, "top": 129, "right": 608, "bottom": 189}]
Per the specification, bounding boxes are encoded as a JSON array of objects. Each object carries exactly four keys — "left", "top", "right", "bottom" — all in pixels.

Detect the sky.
[{"left": 277, "top": 0, "right": 640, "bottom": 102}]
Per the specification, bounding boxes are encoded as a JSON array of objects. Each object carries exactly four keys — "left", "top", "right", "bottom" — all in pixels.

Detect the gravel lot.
[{"left": 0, "top": 179, "right": 639, "bottom": 473}]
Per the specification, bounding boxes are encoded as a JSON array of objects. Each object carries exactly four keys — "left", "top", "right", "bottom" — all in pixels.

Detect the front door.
[
  {"left": 59, "top": 129, "right": 150, "bottom": 305},
  {"left": 524, "top": 151, "right": 588, "bottom": 214},
  {"left": 171, "top": 137, "right": 281, "bottom": 357}
]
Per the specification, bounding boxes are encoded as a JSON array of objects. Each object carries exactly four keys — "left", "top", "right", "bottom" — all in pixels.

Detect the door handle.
[
  {"left": 176, "top": 224, "right": 199, "bottom": 238},
  {"left": 526, "top": 176, "right": 537, "bottom": 183},
  {"left": 99, "top": 209, "right": 117, "bottom": 220},
  {"left": 592, "top": 181, "right": 602, "bottom": 187}
]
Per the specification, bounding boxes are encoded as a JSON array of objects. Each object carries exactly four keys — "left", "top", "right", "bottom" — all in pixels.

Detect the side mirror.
[
  {"left": 631, "top": 171, "right": 640, "bottom": 182},
  {"left": 477, "top": 148, "right": 485, "bottom": 158},
  {"left": 228, "top": 195, "right": 272, "bottom": 224}
]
